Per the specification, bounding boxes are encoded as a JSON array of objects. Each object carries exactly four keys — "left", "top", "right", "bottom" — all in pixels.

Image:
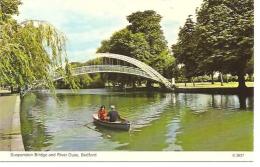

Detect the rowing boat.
[{"left": 92, "top": 113, "right": 130, "bottom": 131}]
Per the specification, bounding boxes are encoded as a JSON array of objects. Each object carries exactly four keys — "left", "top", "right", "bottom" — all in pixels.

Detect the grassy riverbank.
[
  {"left": 0, "top": 89, "right": 11, "bottom": 94},
  {"left": 174, "top": 82, "right": 254, "bottom": 95},
  {"left": 175, "top": 82, "right": 254, "bottom": 88},
  {"left": 1, "top": 81, "right": 254, "bottom": 95}
]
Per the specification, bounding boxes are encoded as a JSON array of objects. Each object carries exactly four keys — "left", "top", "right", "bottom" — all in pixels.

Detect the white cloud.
[{"left": 17, "top": 0, "right": 203, "bottom": 62}]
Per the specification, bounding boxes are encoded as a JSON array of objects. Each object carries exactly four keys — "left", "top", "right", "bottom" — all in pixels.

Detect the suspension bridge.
[
  {"left": 20, "top": 20, "right": 175, "bottom": 95},
  {"left": 54, "top": 53, "right": 175, "bottom": 89}
]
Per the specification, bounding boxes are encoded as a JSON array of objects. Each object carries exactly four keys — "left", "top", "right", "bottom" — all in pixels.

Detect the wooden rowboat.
[{"left": 92, "top": 113, "right": 130, "bottom": 131}]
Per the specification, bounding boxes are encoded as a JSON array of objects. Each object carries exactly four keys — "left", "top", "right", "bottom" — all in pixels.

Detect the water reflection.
[
  {"left": 20, "top": 94, "right": 53, "bottom": 151},
  {"left": 238, "top": 94, "right": 253, "bottom": 109},
  {"left": 20, "top": 90, "right": 253, "bottom": 151},
  {"left": 176, "top": 93, "right": 253, "bottom": 111}
]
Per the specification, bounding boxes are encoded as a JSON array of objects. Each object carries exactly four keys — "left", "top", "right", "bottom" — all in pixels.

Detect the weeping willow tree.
[{"left": 0, "top": 0, "right": 77, "bottom": 94}]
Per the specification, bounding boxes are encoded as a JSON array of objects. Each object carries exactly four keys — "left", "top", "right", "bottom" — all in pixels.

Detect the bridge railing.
[{"left": 53, "top": 65, "right": 157, "bottom": 81}]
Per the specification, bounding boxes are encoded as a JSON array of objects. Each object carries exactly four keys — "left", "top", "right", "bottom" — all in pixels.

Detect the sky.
[{"left": 16, "top": 0, "right": 203, "bottom": 62}]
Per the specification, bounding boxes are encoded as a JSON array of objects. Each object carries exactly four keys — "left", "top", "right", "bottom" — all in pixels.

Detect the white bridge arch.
[
  {"left": 19, "top": 20, "right": 175, "bottom": 95},
  {"left": 54, "top": 53, "right": 174, "bottom": 89}
]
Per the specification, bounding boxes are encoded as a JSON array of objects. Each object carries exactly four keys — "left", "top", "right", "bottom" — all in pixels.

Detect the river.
[{"left": 20, "top": 89, "right": 253, "bottom": 151}]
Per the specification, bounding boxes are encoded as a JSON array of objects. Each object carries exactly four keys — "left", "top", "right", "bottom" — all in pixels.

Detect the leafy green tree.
[
  {"left": 126, "top": 10, "right": 173, "bottom": 73},
  {"left": 97, "top": 28, "right": 151, "bottom": 62},
  {"left": 195, "top": 0, "right": 254, "bottom": 89},
  {"left": 97, "top": 28, "right": 151, "bottom": 87},
  {"left": 97, "top": 10, "right": 174, "bottom": 87},
  {"left": 172, "top": 15, "right": 199, "bottom": 85},
  {"left": 0, "top": 0, "right": 77, "bottom": 93},
  {"left": 0, "top": 0, "right": 21, "bottom": 18}
]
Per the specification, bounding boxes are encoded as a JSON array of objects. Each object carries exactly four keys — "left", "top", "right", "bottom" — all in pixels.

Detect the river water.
[{"left": 20, "top": 89, "right": 253, "bottom": 151}]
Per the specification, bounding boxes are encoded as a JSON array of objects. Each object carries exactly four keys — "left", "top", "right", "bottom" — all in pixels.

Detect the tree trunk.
[
  {"left": 10, "top": 86, "right": 14, "bottom": 93},
  {"left": 119, "top": 82, "right": 124, "bottom": 89},
  {"left": 220, "top": 72, "right": 224, "bottom": 86},
  {"left": 132, "top": 80, "right": 136, "bottom": 89},
  {"left": 18, "top": 86, "right": 21, "bottom": 94},
  {"left": 146, "top": 80, "right": 152, "bottom": 88},
  {"left": 238, "top": 73, "right": 246, "bottom": 89},
  {"left": 211, "top": 72, "right": 214, "bottom": 84},
  {"left": 191, "top": 78, "right": 195, "bottom": 87},
  {"left": 137, "top": 81, "right": 141, "bottom": 87},
  {"left": 249, "top": 74, "right": 254, "bottom": 82},
  {"left": 226, "top": 74, "right": 229, "bottom": 83}
]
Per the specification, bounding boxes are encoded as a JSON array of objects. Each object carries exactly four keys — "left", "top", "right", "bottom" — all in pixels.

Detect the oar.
[
  {"left": 84, "top": 121, "right": 93, "bottom": 126},
  {"left": 84, "top": 122, "right": 101, "bottom": 133},
  {"left": 117, "top": 113, "right": 129, "bottom": 120}
]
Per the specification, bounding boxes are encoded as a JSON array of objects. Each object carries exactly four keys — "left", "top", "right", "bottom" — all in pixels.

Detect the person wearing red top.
[{"left": 98, "top": 105, "right": 108, "bottom": 121}]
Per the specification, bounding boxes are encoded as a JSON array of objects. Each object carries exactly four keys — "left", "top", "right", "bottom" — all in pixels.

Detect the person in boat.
[
  {"left": 107, "top": 105, "right": 120, "bottom": 122},
  {"left": 98, "top": 105, "right": 108, "bottom": 121}
]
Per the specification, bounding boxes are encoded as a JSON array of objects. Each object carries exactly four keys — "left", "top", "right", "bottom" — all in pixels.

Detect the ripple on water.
[{"left": 20, "top": 90, "right": 253, "bottom": 151}]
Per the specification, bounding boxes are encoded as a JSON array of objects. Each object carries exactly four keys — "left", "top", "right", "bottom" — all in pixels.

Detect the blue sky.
[{"left": 16, "top": 0, "right": 202, "bottom": 62}]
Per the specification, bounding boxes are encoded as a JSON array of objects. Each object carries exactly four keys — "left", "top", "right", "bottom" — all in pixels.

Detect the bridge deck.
[{"left": 54, "top": 65, "right": 161, "bottom": 82}]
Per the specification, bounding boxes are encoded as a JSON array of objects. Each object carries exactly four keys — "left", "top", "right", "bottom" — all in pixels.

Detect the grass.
[
  {"left": 1, "top": 82, "right": 254, "bottom": 91},
  {"left": 0, "top": 89, "right": 10, "bottom": 93},
  {"left": 175, "top": 82, "right": 254, "bottom": 88}
]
